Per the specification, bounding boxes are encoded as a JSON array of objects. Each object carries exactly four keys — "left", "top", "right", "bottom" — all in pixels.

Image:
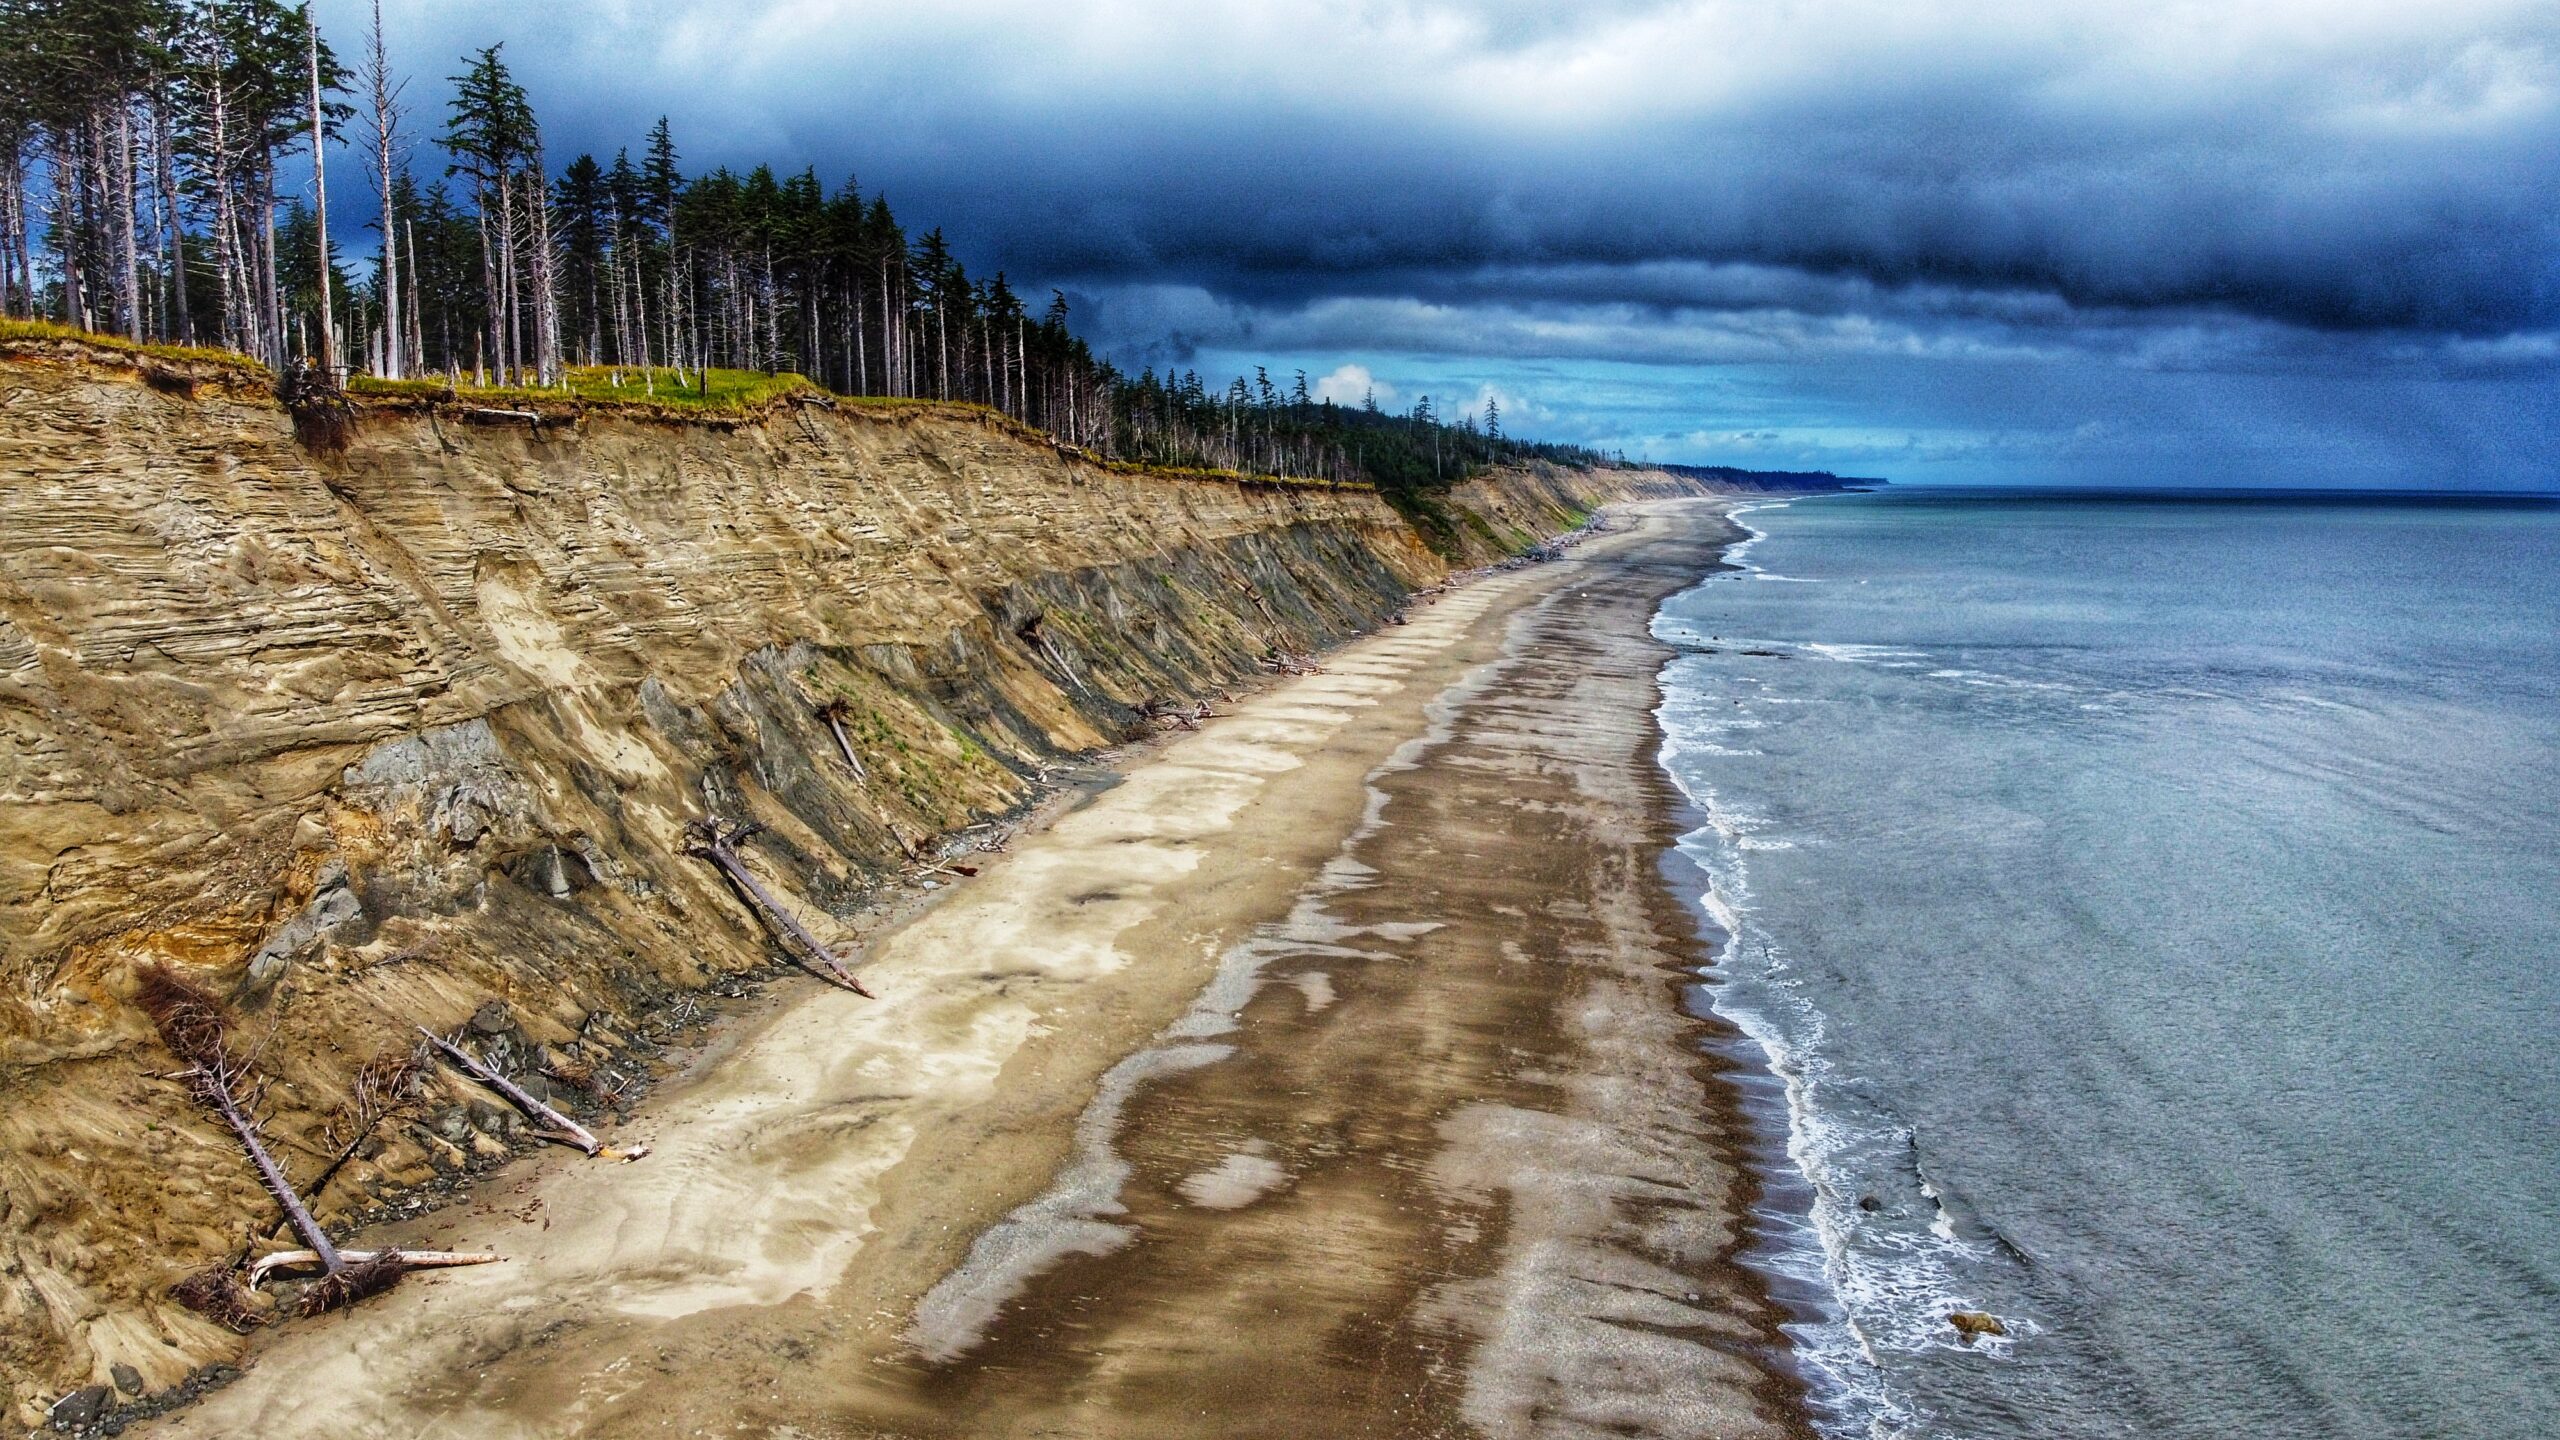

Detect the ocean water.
[{"left": 1653, "top": 490, "right": 2560, "bottom": 1439}]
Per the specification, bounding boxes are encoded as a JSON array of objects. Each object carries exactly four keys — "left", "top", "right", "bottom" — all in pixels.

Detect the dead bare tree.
[
  {"left": 416, "top": 1024, "right": 648, "bottom": 1160},
  {"left": 359, "top": 0, "right": 406, "bottom": 378},
  {"left": 1018, "top": 615, "right": 1088, "bottom": 692},
  {"left": 685, "top": 818, "right": 876, "bottom": 997},
  {"left": 304, "top": 5, "right": 335, "bottom": 377},
  {"left": 136, "top": 966, "right": 410, "bottom": 1316}
]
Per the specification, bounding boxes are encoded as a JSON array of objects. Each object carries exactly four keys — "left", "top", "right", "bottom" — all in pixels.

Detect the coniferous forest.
[{"left": 0, "top": 0, "right": 1617, "bottom": 493}]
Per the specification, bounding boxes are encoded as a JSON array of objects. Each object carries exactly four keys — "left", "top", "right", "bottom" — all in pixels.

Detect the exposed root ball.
[
  {"left": 170, "top": 1266, "right": 265, "bottom": 1333},
  {"left": 135, "top": 964, "right": 231, "bottom": 1069},
  {"left": 296, "top": 1254, "right": 411, "bottom": 1316},
  {"left": 279, "top": 359, "right": 357, "bottom": 454}
]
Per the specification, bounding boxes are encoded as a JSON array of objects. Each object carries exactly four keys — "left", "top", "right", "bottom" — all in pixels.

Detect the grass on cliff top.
[
  {"left": 350, "top": 364, "right": 832, "bottom": 414},
  {"left": 0, "top": 316, "right": 271, "bottom": 375}
]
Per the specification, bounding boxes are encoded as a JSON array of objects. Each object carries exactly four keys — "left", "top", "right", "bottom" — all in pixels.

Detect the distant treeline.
[
  {"left": 1655, "top": 464, "right": 1885, "bottom": 492},
  {"left": 0, "top": 0, "right": 1624, "bottom": 492}
]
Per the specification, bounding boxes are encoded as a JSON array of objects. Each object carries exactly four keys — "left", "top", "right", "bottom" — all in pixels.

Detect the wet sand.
[{"left": 142, "top": 498, "right": 1807, "bottom": 1440}]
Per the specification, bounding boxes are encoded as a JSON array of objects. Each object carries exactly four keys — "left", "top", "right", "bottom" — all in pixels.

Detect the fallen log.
[
  {"left": 137, "top": 966, "right": 412, "bottom": 1315},
  {"left": 819, "top": 700, "right": 867, "bottom": 778},
  {"left": 1018, "top": 615, "right": 1089, "bottom": 692},
  {"left": 417, "top": 1025, "right": 650, "bottom": 1160},
  {"left": 458, "top": 406, "right": 543, "bottom": 426},
  {"left": 687, "top": 818, "right": 877, "bottom": 997},
  {"left": 247, "top": 1249, "right": 502, "bottom": 1289}
]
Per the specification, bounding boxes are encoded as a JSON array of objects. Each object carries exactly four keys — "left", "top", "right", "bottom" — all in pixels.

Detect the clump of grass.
[{"left": 0, "top": 317, "right": 270, "bottom": 375}]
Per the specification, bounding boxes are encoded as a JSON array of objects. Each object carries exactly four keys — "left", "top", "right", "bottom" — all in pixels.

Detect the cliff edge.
[{"left": 0, "top": 342, "right": 1722, "bottom": 1424}]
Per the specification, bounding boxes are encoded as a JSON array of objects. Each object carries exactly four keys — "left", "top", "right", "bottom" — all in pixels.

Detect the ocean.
[{"left": 1651, "top": 489, "right": 2560, "bottom": 1439}]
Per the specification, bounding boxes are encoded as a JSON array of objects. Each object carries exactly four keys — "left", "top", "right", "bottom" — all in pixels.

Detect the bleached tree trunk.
[
  {"left": 114, "top": 104, "right": 143, "bottom": 340},
  {"left": 525, "top": 162, "right": 561, "bottom": 385},
  {"left": 307, "top": 13, "right": 337, "bottom": 375},
  {"left": 363, "top": 0, "right": 402, "bottom": 377},
  {"left": 399, "top": 219, "right": 419, "bottom": 371},
  {"left": 260, "top": 160, "right": 284, "bottom": 363},
  {"left": 151, "top": 85, "right": 192, "bottom": 344}
]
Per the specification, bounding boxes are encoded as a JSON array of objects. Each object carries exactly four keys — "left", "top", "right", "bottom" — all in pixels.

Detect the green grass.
[
  {"left": 0, "top": 317, "right": 270, "bottom": 375},
  {"left": 350, "top": 365, "right": 830, "bottom": 415}
]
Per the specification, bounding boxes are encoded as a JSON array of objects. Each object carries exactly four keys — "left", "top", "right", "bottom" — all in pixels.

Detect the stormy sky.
[{"left": 322, "top": 0, "right": 2560, "bottom": 487}]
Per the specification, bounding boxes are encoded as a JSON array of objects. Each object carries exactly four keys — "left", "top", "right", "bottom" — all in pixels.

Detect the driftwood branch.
[
  {"left": 417, "top": 1026, "right": 649, "bottom": 1160},
  {"left": 686, "top": 819, "right": 877, "bottom": 998},
  {"left": 459, "top": 406, "right": 542, "bottom": 426},
  {"left": 1142, "top": 699, "right": 1214, "bottom": 731},
  {"left": 247, "top": 1249, "right": 502, "bottom": 1289},
  {"left": 1258, "top": 649, "right": 1323, "bottom": 676},
  {"left": 818, "top": 700, "right": 867, "bottom": 779},
  {"left": 789, "top": 390, "right": 839, "bottom": 410}
]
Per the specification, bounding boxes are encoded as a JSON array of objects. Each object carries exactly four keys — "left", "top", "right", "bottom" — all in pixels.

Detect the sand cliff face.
[{"left": 0, "top": 344, "right": 1713, "bottom": 1422}]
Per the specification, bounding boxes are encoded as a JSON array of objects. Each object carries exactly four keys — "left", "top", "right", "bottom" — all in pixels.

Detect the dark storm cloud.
[
  {"left": 341, "top": 0, "right": 2559, "bottom": 340},
  {"left": 327, "top": 0, "right": 2560, "bottom": 484}
]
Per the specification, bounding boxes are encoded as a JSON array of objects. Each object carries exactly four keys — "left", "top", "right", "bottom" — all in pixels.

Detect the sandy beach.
[{"left": 136, "top": 497, "right": 1805, "bottom": 1440}]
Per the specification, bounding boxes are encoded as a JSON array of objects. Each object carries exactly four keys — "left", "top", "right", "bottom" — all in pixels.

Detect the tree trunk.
[
  {"left": 199, "top": 1068, "right": 342, "bottom": 1275},
  {"left": 307, "top": 18, "right": 337, "bottom": 376},
  {"left": 152, "top": 87, "right": 193, "bottom": 344},
  {"left": 52, "top": 131, "right": 83, "bottom": 325}
]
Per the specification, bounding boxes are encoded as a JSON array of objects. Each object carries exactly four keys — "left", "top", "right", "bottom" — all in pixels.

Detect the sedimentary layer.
[
  {"left": 136, "top": 501, "right": 1804, "bottom": 1440},
  {"left": 0, "top": 343, "right": 1719, "bottom": 1425}
]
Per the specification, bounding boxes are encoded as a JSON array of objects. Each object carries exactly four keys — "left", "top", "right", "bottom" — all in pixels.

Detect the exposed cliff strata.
[{"left": 0, "top": 344, "right": 1716, "bottom": 1422}]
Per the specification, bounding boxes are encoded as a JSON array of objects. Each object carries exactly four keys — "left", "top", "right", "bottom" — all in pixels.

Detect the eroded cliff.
[{"left": 0, "top": 342, "right": 1715, "bottom": 1424}]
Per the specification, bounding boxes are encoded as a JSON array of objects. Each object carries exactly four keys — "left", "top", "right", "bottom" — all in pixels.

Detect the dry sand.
[{"left": 137, "top": 498, "right": 1807, "bottom": 1440}]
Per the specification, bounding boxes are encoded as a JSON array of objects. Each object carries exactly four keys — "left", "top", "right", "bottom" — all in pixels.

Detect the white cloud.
[{"left": 1311, "top": 363, "right": 1395, "bottom": 408}]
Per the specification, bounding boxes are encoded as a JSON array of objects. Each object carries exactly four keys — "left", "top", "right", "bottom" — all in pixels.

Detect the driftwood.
[
  {"left": 818, "top": 700, "right": 867, "bottom": 778},
  {"left": 686, "top": 818, "right": 877, "bottom": 997},
  {"left": 417, "top": 1026, "right": 649, "bottom": 1161},
  {"left": 1258, "top": 650, "right": 1323, "bottom": 676},
  {"left": 459, "top": 406, "right": 543, "bottom": 426},
  {"left": 1141, "top": 698, "right": 1215, "bottom": 731},
  {"left": 1018, "top": 615, "right": 1089, "bottom": 692},
  {"left": 788, "top": 390, "right": 839, "bottom": 410},
  {"left": 248, "top": 1249, "right": 502, "bottom": 1289},
  {"left": 137, "top": 967, "right": 414, "bottom": 1316}
]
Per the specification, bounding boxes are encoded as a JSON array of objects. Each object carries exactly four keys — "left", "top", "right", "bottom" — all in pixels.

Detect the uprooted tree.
[
  {"left": 686, "top": 817, "right": 877, "bottom": 997},
  {"left": 136, "top": 966, "right": 498, "bottom": 1322},
  {"left": 139, "top": 966, "right": 400, "bottom": 1315}
]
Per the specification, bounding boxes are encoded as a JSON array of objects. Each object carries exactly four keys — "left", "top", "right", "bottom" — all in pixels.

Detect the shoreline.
[
  {"left": 134, "top": 498, "right": 1807, "bottom": 1440},
  {"left": 1649, "top": 496, "right": 1874, "bottom": 1437}
]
